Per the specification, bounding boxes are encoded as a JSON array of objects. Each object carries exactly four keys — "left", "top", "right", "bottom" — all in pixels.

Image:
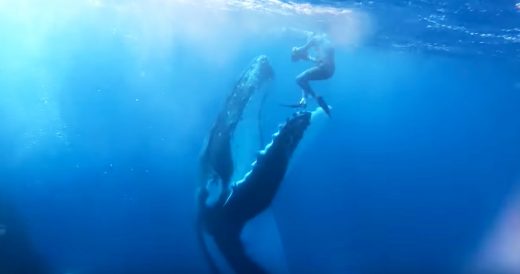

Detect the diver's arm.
[
  {"left": 291, "top": 34, "right": 320, "bottom": 62},
  {"left": 298, "top": 34, "right": 318, "bottom": 52},
  {"left": 294, "top": 34, "right": 324, "bottom": 64}
]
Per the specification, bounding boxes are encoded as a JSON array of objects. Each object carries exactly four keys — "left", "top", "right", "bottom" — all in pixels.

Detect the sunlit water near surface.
[{"left": 0, "top": 0, "right": 519, "bottom": 273}]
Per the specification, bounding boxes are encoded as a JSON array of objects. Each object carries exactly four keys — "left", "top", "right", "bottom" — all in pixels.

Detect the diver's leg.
[
  {"left": 296, "top": 68, "right": 317, "bottom": 99},
  {"left": 296, "top": 66, "right": 333, "bottom": 115},
  {"left": 296, "top": 66, "right": 331, "bottom": 104}
]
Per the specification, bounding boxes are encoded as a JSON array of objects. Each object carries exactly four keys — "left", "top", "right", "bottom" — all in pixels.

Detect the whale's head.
[
  {"left": 266, "top": 111, "right": 311, "bottom": 158},
  {"left": 280, "top": 111, "right": 311, "bottom": 147},
  {"left": 250, "top": 55, "right": 274, "bottom": 82}
]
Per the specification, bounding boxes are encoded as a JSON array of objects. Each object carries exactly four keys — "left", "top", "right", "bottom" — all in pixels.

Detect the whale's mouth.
[{"left": 273, "top": 111, "right": 312, "bottom": 152}]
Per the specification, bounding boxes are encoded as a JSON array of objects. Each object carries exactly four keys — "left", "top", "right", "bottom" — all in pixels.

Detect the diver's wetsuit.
[
  {"left": 294, "top": 33, "right": 335, "bottom": 103},
  {"left": 296, "top": 59, "right": 335, "bottom": 98}
]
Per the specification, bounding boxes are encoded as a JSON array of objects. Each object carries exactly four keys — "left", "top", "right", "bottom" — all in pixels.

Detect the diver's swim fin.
[
  {"left": 279, "top": 103, "right": 306, "bottom": 108},
  {"left": 316, "top": 96, "right": 331, "bottom": 117}
]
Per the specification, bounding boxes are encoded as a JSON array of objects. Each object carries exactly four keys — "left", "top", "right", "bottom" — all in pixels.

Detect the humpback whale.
[
  {"left": 197, "top": 55, "right": 313, "bottom": 274},
  {"left": 199, "top": 55, "right": 274, "bottom": 200}
]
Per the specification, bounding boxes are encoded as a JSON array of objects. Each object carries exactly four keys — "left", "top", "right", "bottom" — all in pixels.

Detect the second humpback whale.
[{"left": 197, "top": 55, "right": 315, "bottom": 274}]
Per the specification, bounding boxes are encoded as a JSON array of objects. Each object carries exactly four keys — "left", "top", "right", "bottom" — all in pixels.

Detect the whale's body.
[{"left": 197, "top": 56, "right": 313, "bottom": 273}]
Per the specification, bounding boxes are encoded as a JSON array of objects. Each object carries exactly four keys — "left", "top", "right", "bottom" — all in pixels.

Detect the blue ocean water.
[{"left": 0, "top": 1, "right": 519, "bottom": 274}]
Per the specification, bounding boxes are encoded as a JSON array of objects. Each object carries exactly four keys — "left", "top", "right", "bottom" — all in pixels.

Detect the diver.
[{"left": 290, "top": 30, "right": 335, "bottom": 116}]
